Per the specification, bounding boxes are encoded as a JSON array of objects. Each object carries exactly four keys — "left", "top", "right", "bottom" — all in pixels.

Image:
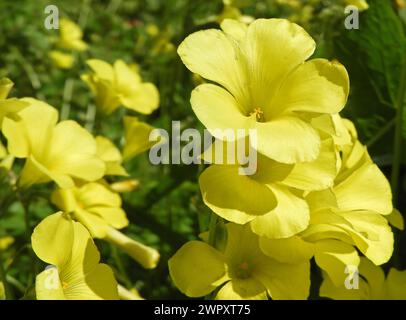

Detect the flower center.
[
  {"left": 234, "top": 261, "right": 252, "bottom": 279},
  {"left": 249, "top": 107, "right": 264, "bottom": 122}
]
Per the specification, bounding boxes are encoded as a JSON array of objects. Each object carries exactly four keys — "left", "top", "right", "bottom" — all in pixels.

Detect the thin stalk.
[
  {"left": 366, "top": 118, "right": 396, "bottom": 148},
  {"left": 391, "top": 54, "right": 406, "bottom": 204},
  {"left": 111, "top": 245, "right": 132, "bottom": 289},
  {"left": 60, "top": 78, "right": 74, "bottom": 120},
  {"left": 0, "top": 252, "right": 12, "bottom": 299},
  {"left": 207, "top": 213, "right": 218, "bottom": 247}
]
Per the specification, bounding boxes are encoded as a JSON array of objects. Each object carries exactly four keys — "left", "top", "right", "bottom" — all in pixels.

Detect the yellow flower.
[
  {"left": 51, "top": 182, "right": 159, "bottom": 269},
  {"left": 216, "top": 5, "right": 254, "bottom": 25},
  {"left": 0, "top": 236, "right": 14, "bottom": 251},
  {"left": 81, "top": 59, "right": 159, "bottom": 115},
  {"left": 169, "top": 223, "right": 310, "bottom": 299},
  {"left": 57, "top": 18, "right": 88, "bottom": 51},
  {"left": 259, "top": 120, "right": 396, "bottom": 286},
  {"left": 345, "top": 0, "right": 369, "bottom": 11},
  {"left": 320, "top": 257, "right": 406, "bottom": 300},
  {"left": 199, "top": 136, "right": 338, "bottom": 238},
  {"left": 48, "top": 51, "right": 74, "bottom": 69},
  {"left": 110, "top": 179, "right": 140, "bottom": 193},
  {"left": 0, "top": 78, "right": 28, "bottom": 126},
  {"left": 32, "top": 212, "right": 118, "bottom": 300},
  {"left": 2, "top": 99, "right": 105, "bottom": 188},
  {"left": 96, "top": 136, "right": 128, "bottom": 176},
  {"left": 178, "top": 18, "right": 349, "bottom": 163},
  {"left": 122, "top": 116, "right": 162, "bottom": 161},
  {"left": 0, "top": 140, "right": 14, "bottom": 171}
]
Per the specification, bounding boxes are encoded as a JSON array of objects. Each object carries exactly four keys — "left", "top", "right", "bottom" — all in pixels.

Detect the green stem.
[
  {"left": 0, "top": 252, "right": 12, "bottom": 299},
  {"left": 366, "top": 118, "right": 396, "bottom": 148},
  {"left": 207, "top": 213, "right": 218, "bottom": 247},
  {"left": 391, "top": 54, "right": 406, "bottom": 204},
  {"left": 111, "top": 245, "right": 132, "bottom": 289},
  {"left": 60, "top": 78, "right": 74, "bottom": 120}
]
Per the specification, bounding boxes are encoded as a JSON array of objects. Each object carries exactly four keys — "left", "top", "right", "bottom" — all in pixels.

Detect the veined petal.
[
  {"left": 216, "top": 278, "right": 267, "bottom": 300},
  {"left": 334, "top": 164, "right": 393, "bottom": 215},
  {"left": 259, "top": 236, "right": 314, "bottom": 264},
  {"left": 269, "top": 59, "right": 349, "bottom": 117},
  {"left": 314, "top": 240, "right": 360, "bottom": 287},
  {"left": 254, "top": 259, "right": 310, "bottom": 300},
  {"left": 191, "top": 84, "right": 251, "bottom": 136},
  {"left": 199, "top": 165, "right": 277, "bottom": 224},
  {"left": 254, "top": 117, "right": 321, "bottom": 164},
  {"left": 250, "top": 184, "right": 309, "bottom": 239},
  {"left": 35, "top": 267, "right": 66, "bottom": 300},
  {"left": 31, "top": 212, "right": 74, "bottom": 267},
  {"left": 220, "top": 19, "right": 248, "bottom": 41},
  {"left": 168, "top": 241, "right": 229, "bottom": 298},
  {"left": 282, "top": 138, "right": 338, "bottom": 191}
]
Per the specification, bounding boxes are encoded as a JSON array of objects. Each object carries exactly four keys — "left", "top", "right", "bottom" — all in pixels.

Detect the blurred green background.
[{"left": 0, "top": 0, "right": 405, "bottom": 299}]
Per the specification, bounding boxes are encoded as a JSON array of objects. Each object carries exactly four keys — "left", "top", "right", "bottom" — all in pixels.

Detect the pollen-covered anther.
[{"left": 250, "top": 107, "right": 264, "bottom": 122}]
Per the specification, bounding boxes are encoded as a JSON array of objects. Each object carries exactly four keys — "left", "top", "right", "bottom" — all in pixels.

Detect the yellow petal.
[
  {"left": 31, "top": 212, "right": 74, "bottom": 266},
  {"left": 168, "top": 241, "right": 229, "bottom": 297},
  {"left": 86, "top": 59, "right": 114, "bottom": 81},
  {"left": 334, "top": 164, "right": 393, "bottom": 215},
  {"left": 269, "top": 59, "right": 349, "bottom": 117},
  {"left": 119, "top": 82, "right": 159, "bottom": 115},
  {"left": 199, "top": 165, "right": 277, "bottom": 224},
  {"left": 385, "top": 208, "right": 404, "bottom": 230},
  {"left": 259, "top": 236, "right": 314, "bottom": 264},
  {"left": 216, "top": 278, "right": 267, "bottom": 300},
  {"left": 35, "top": 267, "right": 66, "bottom": 300},
  {"left": 250, "top": 184, "right": 309, "bottom": 239},
  {"left": 254, "top": 117, "right": 321, "bottom": 164},
  {"left": 385, "top": 268, "right": 406, "bottom": 299}
]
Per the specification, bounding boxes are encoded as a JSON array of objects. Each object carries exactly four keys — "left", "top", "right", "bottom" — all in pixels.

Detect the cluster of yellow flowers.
[
  {"left": 0, "top": 18, "right": 162, "bottom": 299},
  {"left": 168, "top": 18, "right": 404, "bottom": 300}
]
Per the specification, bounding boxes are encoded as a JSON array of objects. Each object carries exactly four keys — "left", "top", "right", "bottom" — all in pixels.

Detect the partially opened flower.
[
  {"left": 122, "top": 116, "right": 162, "bottom": 161},
  {"left": 82, "top": 59, "right": 159, "bottom": 115},
  {"left": 32, "top": 212, "right": 118, "bottom": 300},
  {"left": 178, "top": 18, "right": 349, "bottom": 163},
  {"left": 0, "top": 78, "right": 28, "bottom": 126},
  {"left": 2, "top": 99, "right": 105, "bottom": 188},
  {"left": 199, "top": 136, "right": 338, "bottom": 239},
  {"left": 51, "top": 182, "right": 159, "bottom": 269},
  {"left": 169, "top": 223, "right": 310, "bottom": 300},
  {"left": 56, "top": 18, "right": 88, "bottom": 51},
  {"left": 320, "top": 257, "right": 406, "bottom": 300},
  {"left": 96, "top": 136, "right": 128, "bottom": 176},
  {"left": 48, "top": 51, "right": 74, "bottom": 69}
]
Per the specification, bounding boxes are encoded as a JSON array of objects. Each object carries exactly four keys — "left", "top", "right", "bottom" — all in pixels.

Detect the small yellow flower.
[
  {"left": 57, "top": 18, "right": 88, "bottom": 51},
  {"left": 2, "top": 99, "right": 105, "bottom": 188},
  {"left": 0, "top": 78, "right": 28, "bottom": 126},
  {"left": 51, "top": 182, "right": 159, "bottom": 269},
  {"left": 169, "top": 224, "right": 310, "bottom": 299},
  {"left": 110, "top": 179, "right": 140, "bottom": 193},
  {"left": 32, "top": 212, "right": 119, "bottom": 300},
  {"left": 48, "top": 51, "right": 74, "bottom": 69},
  {"left": 82, "top": 59, "right": 159, "bottom": 115}
]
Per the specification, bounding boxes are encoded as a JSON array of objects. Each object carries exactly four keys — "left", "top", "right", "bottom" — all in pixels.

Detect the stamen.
[{"left": 250, "top": 107, "right": 264, "bottom": 121}]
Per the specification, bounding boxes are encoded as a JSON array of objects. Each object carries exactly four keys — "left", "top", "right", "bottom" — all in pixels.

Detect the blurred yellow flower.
[
  {"left": 2, "top": 99, "right": 105, "bottom": 188},
  {"left": 0, "top": 236, "right": 14, "bottom": 251},
  {"left": 48, "top": 50, "right": 74, "bottom": 69},
  {"left": 57, "top": 18, "right": 88, "bottom": 51},
  {"left": 345, "top": 0, "right": 369, "bottom": 11},
  {"left": 110, "top": 179, "right": 140, "bottom": 193},
  {"left": 320, "top": 257, "right": 406, "bottom": 299},
  {"left": 0, "top": 78, "right": 28, "bottom": 126},
  {"left": 178, "top": 18, "right": 349, "bottom": 163},
  {"left": 32, "top": 212, "right": 119, "bottom": 300},
  {"left": 169, "top": 224, "right": 310, "bottom": 299},
  {"left": 123, "top": 116, "right": 161, "bottom": 161},
  {"left": 96, "top": 136, "right": 128, "bottom": 176},
  {"left": 51, "top": 182, "right": 159, "bottom": 269},
  {"left": 82, "top": 59, "right": 159, "bottom": 115}
]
